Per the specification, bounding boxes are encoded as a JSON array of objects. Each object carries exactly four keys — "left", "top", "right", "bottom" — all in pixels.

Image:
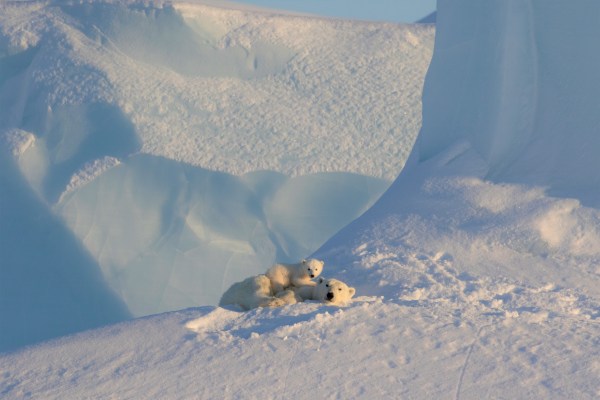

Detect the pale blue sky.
[{"left": 232, "top": 0, "right": 436, "bottom": 23}]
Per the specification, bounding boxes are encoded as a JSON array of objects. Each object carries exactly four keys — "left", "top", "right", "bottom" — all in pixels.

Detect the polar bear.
[
  {"left": 265, "top": 258, "right": 324, "bottom": 294},
  {"left": 219, "top": 274, "right": 294, "bottom": 311},
  {"left": 293, "top": 277, "right": 356, "bottom": 306}
]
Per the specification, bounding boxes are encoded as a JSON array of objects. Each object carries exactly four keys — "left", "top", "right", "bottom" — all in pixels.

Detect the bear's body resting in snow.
[
  {"left": 218, "top": 274, "right": 288, "bottom": 311},
  {"left": 219, "top": 274, "right": 355, "bottom": 310},
  {"left": 265, "top": 258, "right": 324, "bottom": 294}
]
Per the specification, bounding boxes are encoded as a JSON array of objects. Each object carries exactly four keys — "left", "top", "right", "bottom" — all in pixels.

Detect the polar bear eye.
[
  {"left": 325, "top": 284, "right": 329, "bottom": 287},
  {"left": 338, "top": 288, "right": 342, "bottom": 291}
]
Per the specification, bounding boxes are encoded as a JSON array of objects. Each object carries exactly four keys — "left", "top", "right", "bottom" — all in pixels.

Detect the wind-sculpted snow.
[
  {"left": 0, "top": 149, "right": 130, "bottom": 353},
  {"left": 0, "top": 0, "right": 432, "bottom": 347},
  {"left": 417, "top": 0, "right": 600, "bottom": 207},
  {"left": 0, "top": 0, "right": 433, "bottom": 181},
  {"left": 2, "top": 282, "right": 598, "bottom": 398},
  {"left": 2, "top": 0, "right": 600, "bottom": 398},
  {"left": 317, "top": 0, "right": 600, "bottom": 293},
  {"left": 56, "top": 154, "right": 388, "bottom": 315}
]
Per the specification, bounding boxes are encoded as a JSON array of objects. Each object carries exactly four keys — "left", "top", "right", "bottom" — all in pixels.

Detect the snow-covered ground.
[
  {"left": 2, "top": 0, "right": 600, "bottom": 398},
  {"left": 0, "top": 0, "right": 433, "bottom": 348}
]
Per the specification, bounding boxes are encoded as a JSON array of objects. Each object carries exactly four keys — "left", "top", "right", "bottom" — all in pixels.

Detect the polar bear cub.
[
  {"left": 294, "top": 277, "right": 356, "bottom": 306},
  {"left": 219, "top": 274, "right": 290, "bottom": 311},
  {"left": 266, "top": 258, "right": 324, "bottom": 294}
]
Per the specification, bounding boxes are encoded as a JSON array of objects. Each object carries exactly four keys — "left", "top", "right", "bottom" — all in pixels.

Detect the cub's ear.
[
  {"left": 302, "top": 259, "right": 307, "bottom": 264},
  {"left": 318, "top": 277, "right": 325, "bottom": 284},
  {"left": 348, "top": 287, "right": 356, "bottom": 298}
]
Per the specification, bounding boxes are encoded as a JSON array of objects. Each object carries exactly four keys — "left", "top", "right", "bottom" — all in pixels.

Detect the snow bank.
[
  {"left": 0, "top": 149, "right": 130, "bottom": 353},
  {"left": 2, "top": 2, "right": 600, "bottom": 398},
  {"left": 0, "top": 0, "right": 433, "bottom": 184},
  {"left": 0, "top": 0, "right": 432, "bottom": 347},
  {"left": 2, "top": 288, "right": 598, "bottom": 398},
  {"left": 418, "top": 0, "right": 600, "bottom": 207},
  {"left": 317, "top": 0, "right": 600, "bottom": 290},
  {"left": 56, "top": 155, "right": 387, "bottom": 315}
]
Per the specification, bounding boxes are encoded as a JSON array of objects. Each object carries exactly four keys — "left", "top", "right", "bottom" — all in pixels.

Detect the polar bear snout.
[
  {"left": 310, "top": 273, "right": 316, "bottom": 278},
  {"left": 315, "top": 278, "right": 356, "bottom": 305}
]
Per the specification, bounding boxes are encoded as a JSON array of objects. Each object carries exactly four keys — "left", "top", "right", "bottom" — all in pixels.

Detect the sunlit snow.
[
  {"left": 0, "top": 0, "right": 432, "bottom": 348},
  {"left": 1, "top": 1, "right": 599, "bottom": 399}
]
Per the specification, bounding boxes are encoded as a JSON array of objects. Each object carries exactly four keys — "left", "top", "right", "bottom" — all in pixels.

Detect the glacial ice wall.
[
  {"left": 417, "top": 0, "right": 600, "bottom": 206},
  {"left": 0, "top": 0, "right": 432, "bottom": 340}
]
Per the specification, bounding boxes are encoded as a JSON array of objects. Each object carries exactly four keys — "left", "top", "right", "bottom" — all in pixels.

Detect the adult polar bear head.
[
  {"left": 314, "top": 277, "right": 356, "bottom": 305},
  {"left": 294, "top": 277, "right": 356, "bottom": 306}
]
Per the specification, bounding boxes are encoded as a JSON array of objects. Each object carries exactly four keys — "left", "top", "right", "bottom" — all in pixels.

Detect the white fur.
[
  {"left": 265, "top": 258, "right": 324, "bottom": 294},
  {"left": 293, "top": 277, "right": 356, "bottom": 306},
  {"left": 219, "top": 274, "right": 292, "bottom": 311},
  {"left": 218, "top": 270, "right": 355, "bottom": 311}
]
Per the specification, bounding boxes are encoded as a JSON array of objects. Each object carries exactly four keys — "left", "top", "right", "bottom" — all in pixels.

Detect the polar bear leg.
[
  {"left": 266, "top": 265, "right": 288, "bottom": 294},
  {"left": 291, "top": 276, "right": 316, "bottom": 287},
  {"left": 220, "top": 275, "right": 278, "bottom": 310},
  {"left": 292, "top": 285, "right": 316, "bottom": 301},
  {"left": 271, "top": 282, "right": 285, "bottom": 295},
  {"left": 275, "top": 289, "right": 301, "bottom": 305},
  {"left": 255, "top": 296, "right": 286, "bottom": 308}
]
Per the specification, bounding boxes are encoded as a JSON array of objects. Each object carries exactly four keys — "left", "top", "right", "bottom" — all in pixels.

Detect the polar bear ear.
[
  {"left": 302, "top": 259, "right": 307, "bottom": 264},
  {"left": 348, "top": 287, "right": 356, "bottom": 298}
]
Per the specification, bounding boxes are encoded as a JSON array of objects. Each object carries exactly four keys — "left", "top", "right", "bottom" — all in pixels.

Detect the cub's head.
[
  {"left": 302, "top": 258, "right": 324, "bottom": 279},
  {"left": 314, "top": 277, "right": 356, "bottom": 305}
]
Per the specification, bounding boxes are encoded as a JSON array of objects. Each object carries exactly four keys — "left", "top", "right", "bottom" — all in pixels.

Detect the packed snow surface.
[
  {"left": 2, "top": 0, "right": 600, "bottom": 399},
  {"left": 0, "top": 0, "right": 433, "bottom": 346},
  {"left": 0, "top": 0, "right": 432, "bottom": 182}
]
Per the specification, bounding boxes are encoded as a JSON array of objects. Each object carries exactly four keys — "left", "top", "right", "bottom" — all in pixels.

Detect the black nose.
[
  {"left": 310, "top": 274, "right": 315, "bottom": 278},
  {"left": 326, "top": 292, "right": 334, "bottom": 300}
]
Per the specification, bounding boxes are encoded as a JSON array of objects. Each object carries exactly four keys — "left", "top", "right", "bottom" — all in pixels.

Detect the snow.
[
  {"left": 55, "top": 155, "right": 388, "bottom": 315},
  {"left": 2, "top": 0, "right": 600, "bottom": 398},
  {"left": 416, "top": 0, "right": 600, "bottom": 207},
  {"left": 0, "top": 0, "right": 432, "bottom": 182},
  {"left": 2, "top": 292, "right": 598, "bottom": 398},
  {"left": 0, "top": 148, "right": 130, "bottom": 353},
  {"left": 0, "top": 0, "right": 432, "bottom": 339}
]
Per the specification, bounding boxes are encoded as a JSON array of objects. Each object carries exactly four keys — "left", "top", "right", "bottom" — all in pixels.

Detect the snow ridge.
[
  {"left": 0, "top": 0, "right": 432, "bottom": 324},
  {"left": 0, "top": 0, "right": 434, "bottom": 181}
]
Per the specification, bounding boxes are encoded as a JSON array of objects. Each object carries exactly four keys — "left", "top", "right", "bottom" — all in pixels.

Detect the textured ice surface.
[
  {"left": 0, "top": 0, "right": 432, "bottom": 333},
  {"left": 0, "top": 0, "right": 433, "bottom": 182},
  {"left": 56, "top": 155, "right": 388, "bottom": 315},
  {"left": 416, "top": 0, "right": 600, "bottom": 207},
  {"left": 2, "top": 2, "right": 600, "bottom": 399}
]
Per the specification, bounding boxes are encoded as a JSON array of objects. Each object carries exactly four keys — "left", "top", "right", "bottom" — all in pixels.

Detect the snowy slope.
[
  {"left": 2, "top": 0, "right": 599, "bottom": 398},
  {"left": 1, "top": 276, "right": 598, "bottom": 398},
  {"left": 0, "top": 149, "right": 130, "bottom": 353},
  {"left": 0, "top": 0, "right": 433, "bottom": 346},
  {"left": 0, "top": 0, "right": 433, "bottom": 182}
]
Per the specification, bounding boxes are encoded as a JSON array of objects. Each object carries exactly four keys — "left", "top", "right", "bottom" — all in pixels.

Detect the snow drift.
[
  {"left": 0, "top": 149, "right": 130, "bottom": 352},
  {"left": 2, "top": 1, "right": 600, "bottom": 398},
  {"left": 417, "top": 0, "right": 600, "bottom": 207},
  {"left": 56, "top": 154, "right": 388, "bottom": 315},
  {"left": 0, "top": 0, "right": 433, "bottom": 350},
  {"left": 316, "top": 0, "right": 600, "bottom": 286}
]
